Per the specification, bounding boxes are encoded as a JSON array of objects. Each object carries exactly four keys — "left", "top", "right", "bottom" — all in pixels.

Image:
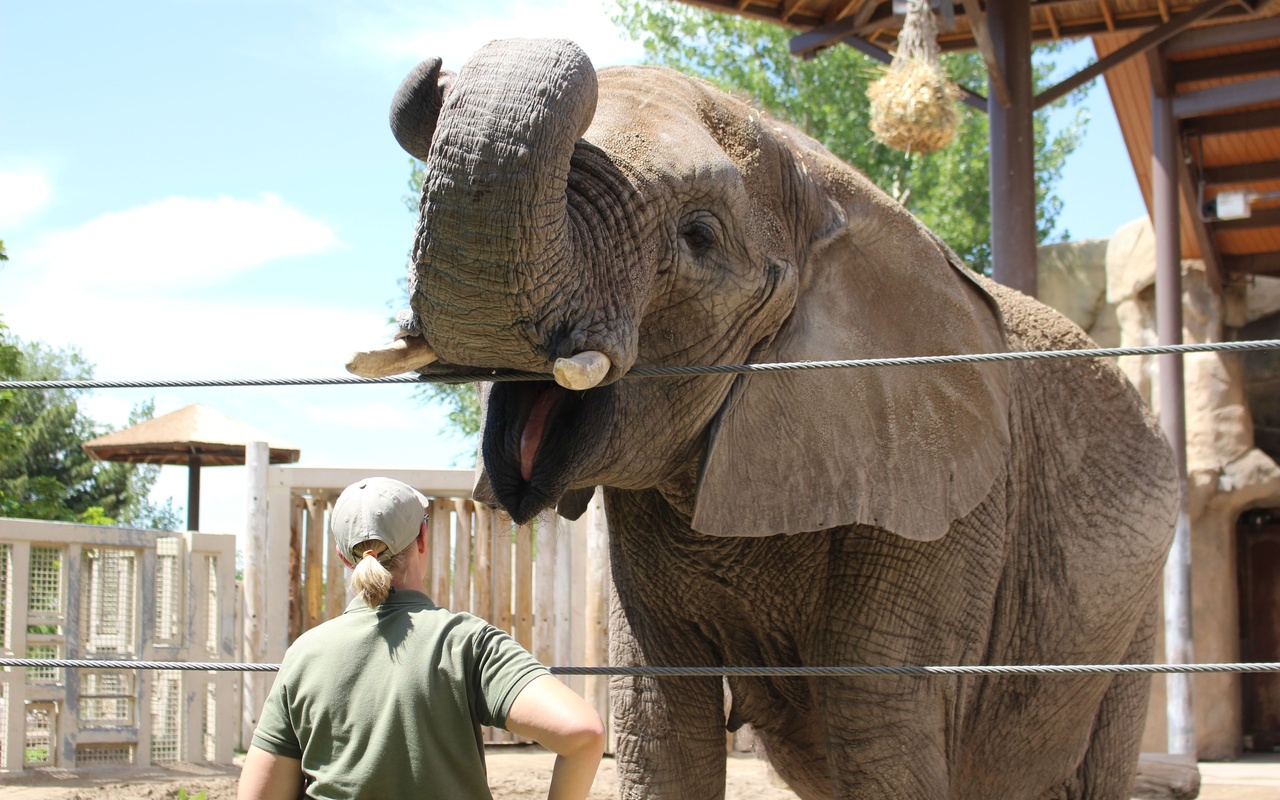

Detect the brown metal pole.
[
  {"left": 987, "top": 0, "right": 1038, "bottom": 297},
  {"left": 1152, "top": 62, "right": 1196, "bottom": 757},
  {"left": 187, "top": 451, "right": 201, "bottom": 531}
]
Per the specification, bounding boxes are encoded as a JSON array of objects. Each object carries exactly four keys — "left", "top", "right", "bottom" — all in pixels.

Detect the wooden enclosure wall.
[{"left": 262, "top": 467, "right": 613, "bottom": 745}]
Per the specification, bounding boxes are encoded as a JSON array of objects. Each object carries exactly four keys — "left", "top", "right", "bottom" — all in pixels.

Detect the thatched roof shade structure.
[{"left": 82, "top": 403, "right": 300, "bottom": 530}]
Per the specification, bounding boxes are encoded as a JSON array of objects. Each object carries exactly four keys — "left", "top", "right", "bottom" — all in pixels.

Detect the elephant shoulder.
[{"left": 972, "top": 273, "right": 1097, "bottom": 354}]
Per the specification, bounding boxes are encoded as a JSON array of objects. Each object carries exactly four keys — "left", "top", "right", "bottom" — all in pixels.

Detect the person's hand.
[{"left": 505, "top": 675, "right": 606, "bottom": 800}]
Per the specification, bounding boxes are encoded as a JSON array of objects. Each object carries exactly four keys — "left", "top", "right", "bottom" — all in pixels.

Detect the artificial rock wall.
[{"left": 1038, "top": 218, "right": 1280, "bottom": 760}]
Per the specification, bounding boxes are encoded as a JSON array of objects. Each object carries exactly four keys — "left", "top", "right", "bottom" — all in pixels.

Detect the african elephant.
[{"left": 351, "top": 38, "right": 1179, "bottom": 800}]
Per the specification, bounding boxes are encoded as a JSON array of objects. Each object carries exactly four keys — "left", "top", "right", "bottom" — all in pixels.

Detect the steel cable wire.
[
  {"left": 1, "top": 339, "right": 1278, "bottom": 391},
  {"left": 2, "top": 658, "right": 1278, "bottom": 676}
]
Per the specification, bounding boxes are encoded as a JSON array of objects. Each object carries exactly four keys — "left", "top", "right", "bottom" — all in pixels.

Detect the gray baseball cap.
[{"left": 331, "top": 477, "right": 428, "bottom": 563}]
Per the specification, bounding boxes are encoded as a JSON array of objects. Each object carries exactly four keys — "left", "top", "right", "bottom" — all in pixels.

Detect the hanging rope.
[{"left": 1, "top": 339, "right": 1277, "bottom": 391}]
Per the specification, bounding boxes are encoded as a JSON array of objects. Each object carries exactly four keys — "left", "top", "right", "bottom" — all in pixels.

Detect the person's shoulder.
[{"left": 281, "top": 612, "right": 363, "bottom": 661}]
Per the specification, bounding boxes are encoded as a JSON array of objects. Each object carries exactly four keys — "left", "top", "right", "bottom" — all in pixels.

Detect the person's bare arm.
[
  {"left": 237, "top": 745, "right": 304, "bottom": 800},
  {"left": 505, "top": 675, "right": 606, "bottom": 800}
]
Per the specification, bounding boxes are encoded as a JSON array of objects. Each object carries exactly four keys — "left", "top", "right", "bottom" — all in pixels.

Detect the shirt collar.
[{"left": 343, "top": 588, "right": 437, "bottom": 614}]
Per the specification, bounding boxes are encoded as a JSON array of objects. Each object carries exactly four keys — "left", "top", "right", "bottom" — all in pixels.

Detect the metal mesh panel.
[
  {"left": 76, "top": 744, "right": 134, "bottom": 766},
  {"left": 0, "top": 543, "right": 9, "bottom": 649},
  {"left": 155, "top": 536, "right": 181, "bottom": 644},
  {"left": 150, "top": 670, "right": 182, "bottom": 764},
  {"left": 28, "top": 546, "right": 63, "bottom": 618},
  {"left": 80, "top": 548, "right": 136, "bottom": 656},
  {"left": 24, "top": 702, "right": 55, "bottom": 766},
  {"left": 203, "top": 680, "right": 217, "bottom": 761},
  {"left": 79, "top": 670, "right": 134, "bottom": 729},
  {"left": 25, "top": 643, "right": 60, "bottom": 685},
  {"left": 206, "top": 555, "right": 218, "bottom": 657}
]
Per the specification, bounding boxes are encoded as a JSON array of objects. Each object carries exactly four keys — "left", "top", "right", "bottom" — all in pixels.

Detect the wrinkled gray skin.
[{"left": 389, "top": 39, "right": 1178, "bottom": 799}]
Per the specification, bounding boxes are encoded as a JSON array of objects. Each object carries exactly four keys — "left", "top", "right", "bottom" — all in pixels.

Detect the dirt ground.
[
  {"left": 0, "top": 746, "right": 801, "bottom": 800},
  {"left": 1, "top": 748, "right": 1277, "bottom": 799}
]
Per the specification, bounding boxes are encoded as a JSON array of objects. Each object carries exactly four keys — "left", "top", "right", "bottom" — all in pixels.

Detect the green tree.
[
  {"left": 0, "top": 336, "right": 181, "bottom": 529},
  {"left": 404, "top": 1, "right": 1089, "bottom": 438}
]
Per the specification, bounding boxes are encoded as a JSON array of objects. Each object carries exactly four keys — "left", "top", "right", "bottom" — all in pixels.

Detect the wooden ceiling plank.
[
  {"left": 1172, "top": 74, "right": 1280, "bottom": 119},
  {"left": 1204, "top": 159, "right": 1280, "bottom": 185},
  {"left": 962, "top": 0, "right": 1012, "bottom": 107},
  {"left": 781, "top": 0, "right": 807, "bottom": 22},
  {"left": 1033, "top": 0, "right": 1233, "bottom": 110},
  {"left": 1173, "top": 50, "right": 1280, "bottom": 85},
  {"left": 1163, "top": 14, "right": 1280, "bottom": 55},
  {"left": 825, "top": 0, "right": 863, "bottom": 22}
]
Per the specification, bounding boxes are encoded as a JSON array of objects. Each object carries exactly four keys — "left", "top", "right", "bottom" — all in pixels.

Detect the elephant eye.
[{"left": 679, "top": 220, "right": 716, "bottom": 256}]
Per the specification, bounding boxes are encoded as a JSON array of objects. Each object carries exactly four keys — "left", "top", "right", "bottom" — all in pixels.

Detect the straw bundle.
[{"left": 868, "top": 0, "right": 961, "bottom": 154}]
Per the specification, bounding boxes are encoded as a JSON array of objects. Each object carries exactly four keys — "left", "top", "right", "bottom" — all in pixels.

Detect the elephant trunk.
[{"left": 401, "top": 39, "right": 600, "bottom": 372}]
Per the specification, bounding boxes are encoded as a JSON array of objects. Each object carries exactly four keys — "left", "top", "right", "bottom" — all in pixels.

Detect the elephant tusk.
[
  {"left": 346, "top": 337, "right": 439, "bottom": 378},
  {"left": 553, "top": 350, "right": 612, "bottom": 391}
]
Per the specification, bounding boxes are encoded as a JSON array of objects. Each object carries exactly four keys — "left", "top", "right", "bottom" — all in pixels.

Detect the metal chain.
[
  {"left": 2, "top": 339, "right": 1278, "bottom": 391},
  {"left": 3, "top": 658, "right": 1278, "bottom": 676}
]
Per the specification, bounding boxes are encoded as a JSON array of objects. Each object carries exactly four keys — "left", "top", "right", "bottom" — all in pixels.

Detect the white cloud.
[
  {"left": 304, "top": 400, "right": 423, "bottom": 430},
  {"left": 0, "top": 169, "right": 53, "bottom": 228},
  {"left": 348, "top": 0, "right": 643, "bottom": 72},
  {"left": 24, "top": 193, "right": 339, "bottom": 288}
]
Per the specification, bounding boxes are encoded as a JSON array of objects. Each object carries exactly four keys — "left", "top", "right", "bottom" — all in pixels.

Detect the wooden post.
[
  {"left": 554, "top": 515, "right": 574, "bottom": 678},
  {"left": 5, "top": 541, "right": 30, "bottom": 770},
  {"left": 514, "top": 523, "right": 534, "bottom": 650},
  {"left": 987, "top": 0, "right": 1038, "bottom": 298},
  {"left": 264, "top": 461, "right": 292, "bottom": 665},
  {"left": 1153, "top": 73, "right": 1196, "bottom": 757},
  {"left": 304, "top": 494, "right": 325, "bottom": 631},
  {"left": 429, "top": 498, "right": 451, "bottom": 601},
  {"left": 452, "top": 499, "right": 473, "bottom": 613},
  {"left": 242, "top": 441, "right": 269, "bottom": 745},
  {"left": 493, "top": 513, "right": 513, "bottom": 635},
  {"left": 534, "top": 511, "right": 558, "bottom": 666},
  {"left": 287, "top": 495, "right": 304, "bottom": 641},
  {"left": 137, "top": 544, "right": 157, "bottom": 767},
  {"left": 473, "top": 505, "right": 494, "bottom": 623},
  {"left": 187, "top": 453, "right": 201, "bottom": 532},
  {"left": 60, "top": 544, "right": 82, "bottom": 769},
  {"left": 584, "top": 488, "right": 611, "bottom": 744},
  {"left": 324, "top": 495, "right": 345, "bottom": 619}
]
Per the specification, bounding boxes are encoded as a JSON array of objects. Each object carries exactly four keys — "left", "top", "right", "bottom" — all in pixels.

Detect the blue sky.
[{"left": 0, "top": 0, "right": 1145, "bottom": 541}]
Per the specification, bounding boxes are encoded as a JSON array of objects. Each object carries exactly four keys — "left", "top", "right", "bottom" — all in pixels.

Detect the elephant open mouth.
[{"left": 482, "top": 381, "right": 609, "bottom": 523}]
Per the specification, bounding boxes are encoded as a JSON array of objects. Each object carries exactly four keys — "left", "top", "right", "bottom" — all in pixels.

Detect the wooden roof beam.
[
  {"left": 1183, "top": 106, "right": 1280, "bottom": 136},
  {"left": 1033, "top": 0, "right": 1234, "bottom": 110},
  {"left": 962, "top": 0, "right": 1012, "bottom": 107},
  {"left": 790, "top": 0, "right": 884, "bottom": 55},
  {"left": 1173, "top": 75, "right": 1280, "bottom": 119},
  {"left": 1162, "top": 12, "right": 1280, "bottom": 54},
  {"left": 1223, "top": 251, "right": 1280, "bottom": 276},
  {"left": 1173, "top": 49, "right": 1280, "bottom": 84},
  {"left": 837, "top": 34, "right": 989, "bottom": 111},
  {"left": 1209, "top": 205, "right": 1280, "bottom": 231},
  {"left": 1203, "top": 160, "right": 1280, "bottom": 186},
  {"left": 825, "top": 0, "right": 862, "bottom": 22}
]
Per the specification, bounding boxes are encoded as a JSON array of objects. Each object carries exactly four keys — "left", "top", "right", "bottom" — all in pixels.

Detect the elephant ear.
[{"left": 692, "top": 211, "right": 1010, "bottom": 542}]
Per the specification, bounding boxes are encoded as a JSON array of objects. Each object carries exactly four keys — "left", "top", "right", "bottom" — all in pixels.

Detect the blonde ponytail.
[{"left": 348, "top": 541, "right": 410, "bottom": 608}]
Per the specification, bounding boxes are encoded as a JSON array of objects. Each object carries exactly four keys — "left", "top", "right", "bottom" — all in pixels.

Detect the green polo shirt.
[{"left": 251, "top": 589, "right": 549, "bottom": 799}]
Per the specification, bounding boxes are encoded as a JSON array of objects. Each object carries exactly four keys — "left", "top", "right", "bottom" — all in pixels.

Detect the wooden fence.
[
  {"left": 0, "top": 520, "right": 237, "bottom": 772},
  {"left": 255, "top": 467, "right": 612, "bottom": 745}
]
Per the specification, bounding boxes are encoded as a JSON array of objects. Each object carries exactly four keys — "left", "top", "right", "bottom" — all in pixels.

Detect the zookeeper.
[{"left": 237, "top": 477, "right": 606, "bottom": 800}]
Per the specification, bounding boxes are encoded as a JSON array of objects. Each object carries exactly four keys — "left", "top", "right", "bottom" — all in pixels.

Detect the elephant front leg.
[{"left": 610, "top": 618, "right": 728, "bottom": 799}]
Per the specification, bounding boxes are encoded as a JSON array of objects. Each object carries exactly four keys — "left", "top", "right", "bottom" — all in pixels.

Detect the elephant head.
[{"left": 368, "top": 38, "right": 1010, "bottom": 541}]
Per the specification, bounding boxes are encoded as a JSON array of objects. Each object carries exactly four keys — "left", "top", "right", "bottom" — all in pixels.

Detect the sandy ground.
[{"left": 0, "top": 748, "right": 1276, "bottom": 799}]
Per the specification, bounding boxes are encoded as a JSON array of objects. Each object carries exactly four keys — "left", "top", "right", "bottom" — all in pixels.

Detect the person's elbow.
[{"left": 504, "top": 674, "right": 607, "bottom": 757}]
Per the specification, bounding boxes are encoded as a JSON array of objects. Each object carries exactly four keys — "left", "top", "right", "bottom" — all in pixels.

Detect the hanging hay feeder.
[{"left": 868, "top": 0, "right": 961, "bottom": 154}]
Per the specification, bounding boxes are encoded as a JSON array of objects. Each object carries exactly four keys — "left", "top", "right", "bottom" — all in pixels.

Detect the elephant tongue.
[{"left": 519, "top": 386, "right": 565, "bottom": 482}]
